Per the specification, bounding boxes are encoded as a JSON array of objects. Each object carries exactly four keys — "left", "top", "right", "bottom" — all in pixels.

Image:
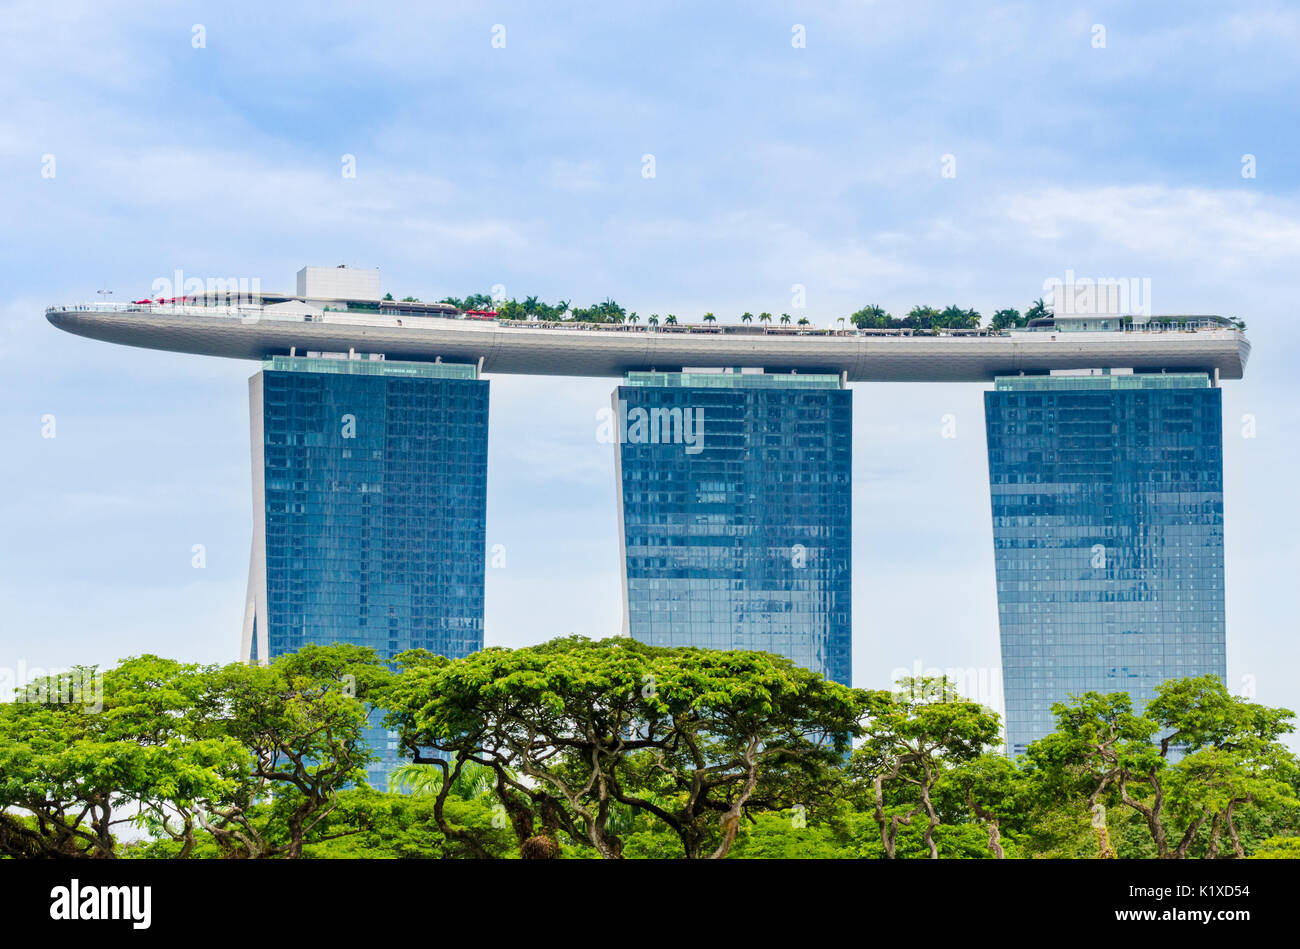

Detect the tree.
[
  {"left": 127, "top": 786, "right": 517, "bottom": 860},
  {"left": 780, "top": 313, "right": 792, "bottom": 325},
  {"left": 1022, "top": 691, "right": 1148, "bottom": 858},
  {"left": 389, "top": 761, "right": 497, "bottom": 799},
  {"left": 1025, "top": 678, "right": 1299, "bottom": 859},
  {"left": 627, "top": 312, "right": 640, "bottom": 324},
  {"left": 741, "top": 312, "right": 753, "bottom": 323},
  {"left": 1251, "top": 835, "right": 1300, "bottom": 859},
  {"left": 939, "top": 305, "right": 967, "bottom": 327},
  {"left": 600, "top": 298, "right": 626, "bottom": 323},
  {"left": 648, "top": 314, "right": 660, "bottom": 326},
  {"left": 1025, "top": 297, "right": 1050, "bottom": 321},
  {"left": 0, "top": 656, "right": 247, "bottom": 859},
  {"left": 191, "top": 643, "right": 393, "bottom": 858},
  {"left": 758, "top": 312, "right": 773, "bottom": 325},
  {"left": 1142, "top": 677, "right": 1298, "bottom": 858},
  {"left": 852, "top": 306, "right": 894, "bottom": 328},
  {"left": 494, "top": 299, "right": 525, "bottom": 321},
  {"left": 382, "top": 637, "right": 865, "bottom": 860},
  {"left": 991, "top": 308, "right": 1023, "bottom": 331},
  {"left": 725, "top": 810, "right": 857, "bottom": 859},
  {"left": 850, "top": 305, "right": 890, "bottom": 329},
  {"left": 796, "top": 317, "right": 810, "bottom": 326},
  {"left": 942, "top": 753, "right": 1026, "bottom": 858},
  {"left": 848, "top": 677, "right": 1001, "bottom": 859},
  {"left": 300, "top": 788, "right": 516, "bottom": 859},
  {"left": 665, "top": 314, "right": 678, "bottom": 325},
  {"left": 905, "top": 306, "right": 941, "bottom": 330},
  {"left": 702, "top": 312, "right": 717, "bottom": 324}
]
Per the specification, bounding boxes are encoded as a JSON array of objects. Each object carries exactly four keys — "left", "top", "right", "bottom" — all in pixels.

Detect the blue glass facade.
[
  {"left": 614, "top": 371, "right": 852, "bottom": 685},
  {"left": 984, "top": 373, "right": 1225, "bottom": 755},
  {"left": 247, "top": 356, "right": 488, "bottom": 787}
]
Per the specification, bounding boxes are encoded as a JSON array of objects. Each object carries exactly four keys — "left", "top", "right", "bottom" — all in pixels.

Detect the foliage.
[
  {"left": 381, "top": 636, "right": 865, "bottom": 859},
  {"left": 1250, "top": 835, "right": 1300, "bottom": 859},
  {"left": 3, "top": 641, "right": 1296, "bottom": 861},
  {"left": 849, "top": 677, "right": 1002, "bottom": 858},
  {"left": 0, "top": 656, "right": 247, "bottom": 858},
  {"left": 1022, "top": 676, "right": 1299, "bottom": 859},
  {"left": 0, "top": 645, "right": 391, "bottom": 859}
]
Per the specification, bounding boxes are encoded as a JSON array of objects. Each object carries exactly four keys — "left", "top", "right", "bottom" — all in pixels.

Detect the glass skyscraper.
[
  {"left": 984, "top": 372, "right": 1225, "bottom": 755},
  {"left": 241, "top": 355, "right": 488, "bottom": 787},
  {"left": 613, "top": 370, "right": 852, "bottom": 685}
]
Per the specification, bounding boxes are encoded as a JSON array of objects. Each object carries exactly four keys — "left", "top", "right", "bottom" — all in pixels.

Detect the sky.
[{"left": 1, "top": 1, "right": 1298, "bottom": 732}]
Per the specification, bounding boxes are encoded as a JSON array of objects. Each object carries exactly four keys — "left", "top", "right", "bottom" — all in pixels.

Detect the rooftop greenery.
[{"left": 391, "top": 293, "right": 1245, "bottom": 332}]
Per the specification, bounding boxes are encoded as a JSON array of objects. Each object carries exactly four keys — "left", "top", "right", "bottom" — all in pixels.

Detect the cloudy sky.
[{"left": 2, "top": 1, "right": 1298, "bottom": 732}]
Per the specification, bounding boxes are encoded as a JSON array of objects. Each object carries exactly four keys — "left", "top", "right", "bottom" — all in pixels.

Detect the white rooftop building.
[{"left": 295, "top": 265, "right": 381, "bottom": 302}]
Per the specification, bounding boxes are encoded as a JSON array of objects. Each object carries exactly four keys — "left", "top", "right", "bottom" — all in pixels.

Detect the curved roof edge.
[{"left": 46, "top": 308, "right": 1250, "bottom": 383}]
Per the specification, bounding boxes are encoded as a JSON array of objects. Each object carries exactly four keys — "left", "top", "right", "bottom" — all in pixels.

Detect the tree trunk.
[
  {"left": 984, "top": 819, "right": 1005, "bottom": 859},
  {"left": 1091, "top": 804, "right": 1116, "bottom": 859},
  {"left": 1225, "top": 802, "right": 1246, "bottom": 859},
  {"left": 918, "top": 775, "right": 939, "bottom": 859},
  {"left": 1206, "top": 812, "right": 1223, "bottom": 859}
]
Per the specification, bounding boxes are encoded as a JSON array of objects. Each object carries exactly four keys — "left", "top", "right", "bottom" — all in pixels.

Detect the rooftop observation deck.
[{"left": 45, "top": 300, "right": 1251, "bottom": 383}]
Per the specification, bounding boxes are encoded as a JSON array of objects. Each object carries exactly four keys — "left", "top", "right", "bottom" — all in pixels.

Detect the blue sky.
[{"left": 2, "top": 1, "right": 1298, "bottom": 730}]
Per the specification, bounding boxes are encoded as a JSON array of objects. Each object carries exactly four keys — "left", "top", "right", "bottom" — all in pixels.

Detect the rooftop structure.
[
  {"left": 45, "top": 299, "right": 1251, "bottom": 382},
  {"left": 295, "top": 265, "right": 382, "bottom": 302}
]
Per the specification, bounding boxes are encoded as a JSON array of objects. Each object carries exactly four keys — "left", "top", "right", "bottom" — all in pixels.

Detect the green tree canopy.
[{"left": 382, "top": 636, "right": 866, "bottom": 859}]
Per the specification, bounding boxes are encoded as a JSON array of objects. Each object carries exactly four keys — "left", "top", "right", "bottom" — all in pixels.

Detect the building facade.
[
  {"left": 241, "top": 355, "right": 488, "bottom": 787},
  {"left": 984, "top": 372, "right": 1226, "bottom": 755},
  {"left": 613, "top": 370, "right": 852, "bottom": 685}
]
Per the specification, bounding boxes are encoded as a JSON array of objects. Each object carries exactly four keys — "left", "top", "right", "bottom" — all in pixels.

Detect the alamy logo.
[
  {"left": 1044, "top": 269, "right": 1151, "bottom": 317},
  {"left": 49, "top": 880, "right": 151, "bottom": 929},
  {"left": 1, "top": 663, "right": 103, "bottom": 712},
  {"left": 151, "top": 269, "right": 262, "bottom": 306},
  {"left": 597, "top": 401, "right": 705, "bottom": 454}
]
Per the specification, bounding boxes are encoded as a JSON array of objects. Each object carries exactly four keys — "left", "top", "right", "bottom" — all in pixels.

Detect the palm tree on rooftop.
[
  {"left": 940, "top": 304, "right": 968, "bottom": 328},
  {"left": 601, "top": 297, "right": 626, "bottom": 323},
  {"left": 797, "top": 316, "right": 810, "bottom": 326},
  {"left": 628, "top": 312, "right": 640, "bottom": 324},
  {"left": 648, "top": 314, "right": 660, "bottom": 326},
  {"left": 665, "top": 314, "right": 678, "bottom": 325},
  {"left": 853, "top": 304, "right": 889, "bottom": 329},
  {"left": 759, "top": 311, "right": 773, "bottom": 326},
  {"left": 703, "top": 312, "right": 717, "bottom": 324},
  {"left": 780, "top": 313, "right": 792, "bottom": 324},
  {"left": 741, "top": 312, "right": 754, "bottom": 324}
]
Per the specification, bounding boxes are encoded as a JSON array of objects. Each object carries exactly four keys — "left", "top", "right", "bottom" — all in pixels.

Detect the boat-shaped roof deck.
[{"left": 45, "top": 301, "right": 1251, "bottom": 382}]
